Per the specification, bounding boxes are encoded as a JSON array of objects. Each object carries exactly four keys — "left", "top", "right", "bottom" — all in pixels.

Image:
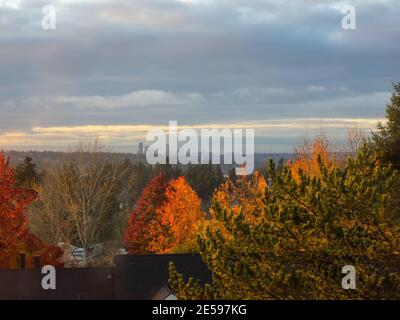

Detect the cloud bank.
[{"left": 0, "top": 0, "right": 398, "bottom": 151}]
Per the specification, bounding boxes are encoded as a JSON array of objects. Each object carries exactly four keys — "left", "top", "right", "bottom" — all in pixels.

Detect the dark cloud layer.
[{"left": 0, "top": 0, "right": 399, "bottom": 151}]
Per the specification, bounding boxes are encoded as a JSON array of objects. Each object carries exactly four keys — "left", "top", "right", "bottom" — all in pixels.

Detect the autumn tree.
[
  {"left": 148, "top": 176, "right": 204, "bottom": 253},
  {"left": 289, "top": 134, "right": 337, "bottom": 182},
  {"left": 0, "top": 153, "right": 62, "bottom": 269},
  {"left": 124, "top": 172, "right": 168, "bottom": 254},
  {"left": 169, "top": 145, "right": 400, "bottom": 299},
  {"left": 210, "top": 172, "right": 267, "bottom": 225},
  {"left": 28, "top": 141, "right": 126, "bottom": 266}
]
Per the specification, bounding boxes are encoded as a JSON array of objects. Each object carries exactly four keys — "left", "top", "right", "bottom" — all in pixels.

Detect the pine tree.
[
  {"left": 14, "top": 157, "right": 40, "bottom": 188},
  {"left": 186, "top": 164, "right": 224, "bottom": 203},
  {"left": 169, "top": 146, "right": 400, "bottom": 299},
  {"left": 373, "top": 83, "right": 400, "bottom": 169}
]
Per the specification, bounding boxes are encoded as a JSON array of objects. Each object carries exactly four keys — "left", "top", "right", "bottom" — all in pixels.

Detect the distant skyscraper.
[{"left": 138, "top": 142, "right": 145, "bottom": 156}]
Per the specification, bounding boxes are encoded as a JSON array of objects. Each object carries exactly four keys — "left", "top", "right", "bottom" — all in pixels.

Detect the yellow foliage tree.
[
  {"left": 149, "top": 176, "right": 204, "bottom": 253},
  {"left": 290, "top": 134, "right": 337, "bottom": 182},
  {"left": 211, "top": 172, "right": 267, "bottom": 225}
]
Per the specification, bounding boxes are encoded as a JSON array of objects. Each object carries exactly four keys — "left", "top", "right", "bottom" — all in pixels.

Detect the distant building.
[
  {"left": 137, "top": 142, "right": 145, "bottom": 156},
  {"left": 58, "top": 242, "right": 103, "bottom": 267}
]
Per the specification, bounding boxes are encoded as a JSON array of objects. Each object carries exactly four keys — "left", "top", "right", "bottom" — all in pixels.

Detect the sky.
[{"left": 0, "top": 0, "right": 399, "bottom": 152}]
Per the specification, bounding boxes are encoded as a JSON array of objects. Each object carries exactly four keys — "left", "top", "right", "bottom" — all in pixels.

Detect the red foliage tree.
[
  {"left": 0, "top": 153, "right": 63, "bottom": 269},
  {"left": 124, "top": 172, "right": 168, "bottom": 254}
]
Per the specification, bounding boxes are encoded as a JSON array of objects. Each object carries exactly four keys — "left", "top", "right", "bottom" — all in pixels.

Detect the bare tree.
[
  {"left": 28, "top": 140, "right": 128, "bottom": 266},
  {"left": 347, "top": 125, "right": 367, "bottom": 156}
]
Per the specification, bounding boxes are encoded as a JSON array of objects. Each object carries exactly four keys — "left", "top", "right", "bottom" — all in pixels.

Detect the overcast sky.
[{"left": 0, "top": 0, "right": 399, "bottom": 152}]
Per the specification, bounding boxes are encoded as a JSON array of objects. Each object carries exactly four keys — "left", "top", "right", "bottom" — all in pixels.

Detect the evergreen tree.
[
  {"left": 14, "top": 157, "right": 40, "bottom": 188},
  {"left": 373, "top": 83, "right": 400, "bottom": 169},
  {"left": 186, "top": 164, "right": 224, "bottom": 203},
  {"left": 169, "top": 146, "right": 400, "bottom": 299},
  {"left": 153, "top": 157, "right": 183, "bottom": 181}
]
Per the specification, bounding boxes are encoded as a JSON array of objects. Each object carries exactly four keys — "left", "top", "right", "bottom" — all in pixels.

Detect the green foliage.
[
  {"left": 185, "top": 164, "right": 224, "bottom": 204},
  {"left": 14, "top": 157, "right": 40, "bottom": 188},
  {"left": 373, "top": 83, "right": 400, "bottom": 169},
  {"left": 118, "top": 159, "right": 154, "bottom": 209},
  {"left": 169, "top": 146, "right": 400, "bottom": 299}
]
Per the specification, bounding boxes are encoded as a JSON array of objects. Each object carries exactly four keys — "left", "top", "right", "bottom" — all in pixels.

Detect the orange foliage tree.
[
  {"left": 125, "top": 173, "right": 204, "bottom": 254},
  {"left": 211, "top": 172, "right": 267, "bottom": 225},
  {"left": 124, "top": 172, "right": 168, "bottom": 254},
  {"left": 290, "top": 135, "right": 337, "bottom": 182},
  {"left": 148, "top": 176, "right": 204, "bottom": 253},
  {"left": 0, "top": 153, "right": 63, "bottom": 269}
]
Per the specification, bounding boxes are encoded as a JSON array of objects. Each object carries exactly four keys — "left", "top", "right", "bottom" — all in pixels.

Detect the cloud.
[
  {"left": 0, "top": 0, "right": 399, "bottom": 151},
  {"left": 0, "top": 117, "right": 383, "bottom": 152},
  {"left": 0, "top": 0, "right": 21, "bottom": 9},
  {"left": 28, "top": 90, "right": 205, "bottom": 109},
  {"left": 307, "top": 85, "right": 327, "bottom": 93}
]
